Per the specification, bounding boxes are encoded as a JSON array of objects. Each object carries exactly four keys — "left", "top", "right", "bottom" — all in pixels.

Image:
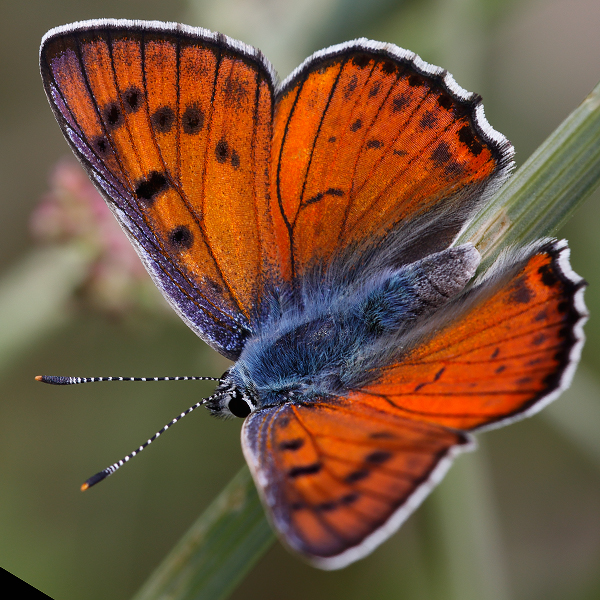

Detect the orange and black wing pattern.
[
  {"left": 357, "top": 240, "right": 587, "bottom": 432},
  {"left": 272, "top": 40, "right": 514, "bottom": 280},
  {"left": 40, "top": 20, "right": 286, "bottom": 359},
  {"left": 242, "top": 396, "right": 473, "bottom": 569}
]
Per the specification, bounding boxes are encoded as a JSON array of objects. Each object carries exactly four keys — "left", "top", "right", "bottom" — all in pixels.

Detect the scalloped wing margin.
[{"left": 272, "top": 38, "right": 515, "bottom": 283}]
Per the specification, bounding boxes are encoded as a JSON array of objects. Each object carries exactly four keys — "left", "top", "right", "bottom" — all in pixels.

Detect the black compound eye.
[{"left": 228, "top": 392, "right": 252, "bottom": 418}]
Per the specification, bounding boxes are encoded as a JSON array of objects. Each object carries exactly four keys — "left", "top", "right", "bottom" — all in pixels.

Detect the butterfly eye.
[{"left": 227, "top": 390, "right": 252, "bottom": 418}]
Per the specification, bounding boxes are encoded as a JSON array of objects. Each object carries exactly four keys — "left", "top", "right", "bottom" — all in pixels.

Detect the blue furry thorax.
[
  {"left": 226, "top": 264, "right": 424, "bottom": 409},
  {"left": 207, "top": 244, "right": 479, "bottom": 417}
]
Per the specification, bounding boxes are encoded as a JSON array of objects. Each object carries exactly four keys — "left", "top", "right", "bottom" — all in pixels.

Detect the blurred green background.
[{"left": 1, "top": 0, "right": 600, "bottom": 598}]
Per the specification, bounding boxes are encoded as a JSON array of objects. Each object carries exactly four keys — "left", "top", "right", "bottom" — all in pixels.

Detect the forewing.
[
  {"left": 242, "top": 398, "right": 472, "bottom": 568},
  {"left": 272, "top": 40, "right": 514, "bottom": 281},
  {"left": 40, "top": 20, "right": 286, "bottom": 359},
  {"left": 358, "top": 240, "right": 587, "bottom": 431}
]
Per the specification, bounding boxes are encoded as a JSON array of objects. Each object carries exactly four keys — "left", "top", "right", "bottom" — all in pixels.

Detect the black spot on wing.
[
  {"left": 366, "top": 139, "right": 383, "bottom": 149},
  {"left": 102, "top": 101, "right": 123, "bottom": 130},
  {"left": 369, "top": 431, "right": 397, "bottom": 440},
  {"left": 431, "top": 142, "right": 452, "bottom": 165},
  {"left": 316, "top": 501, "right": 337, "bottom": 512},
  {"left": 351, "top": 54, "right": 371, "bottom": 69},
  {"left": 182, "top": 104, "right": 204, "bottom": 134},
  {"left": 392, "top": 94, "right": 409, "bottom": 112},
  {"left": 368, "top": 82, "right": 381, "bottom": 97},
  {"left": 458, "top": 124, "right": 483, "bottom": 156},
  {"left": 212, "top": 138, "right": 242, "bottom": 169},
  {"left": 204, "top": 277, "right": 223, "bottom": 295},
  {"left": 437, "top": 93, "right": 453, "bottom": 110},
  {"left": 135, "top": 171, "right": 169, "bottom": 205},
  {"left": 288, "top": 463, "right": 322, "bottom": 478},
  {"left": 151, "top": 106, "right": 175, "bottom": 133},
  {"left": 215, "top": 139, "right": 229, "bottom": 163},
  {"left": 304, "top": 188, "right": 344, "bottom": 207},
  {"left": 350, "top": 119, "right": 362, "bottom": 132},
  {"left": 92, "top": 136, "right": 110, "bottom": 155},
  {"left": 215, "top": 139, "right": 240, "bottom": 169},
  {"left": 313, "top": 492, "right": 361, "bottom": 513},
  {"left": 538, "top": 264, "right": 558, "bottom": 287},
  {"left": 345, "top": 469, "right": 369, "bottom": 483},
  {"left": 510, "top": 277, "right": 533, "bottom": 304},
  {"left": 340, "top": 492, "right": 359, "bottom": 505},
  {"left": 168, "top": 225, "right": 194, "bottom": 250},
  {"left": 122, "top": 86, "right": 142, "bottom": 113},
  {"left": 279, "top": 438, "right": 304, "bottom": 451},
  {"left": 365, "top": 450, "right": 392, "bottom": 464},
  {"left": 419, "top": 110, "right": 437, "bottom": 128},
  {"left": 344, "top": 74, "right": 358, "bottom": 97},
  {"left": 231, "top": 149, "right": 240, "bottom": 169}
]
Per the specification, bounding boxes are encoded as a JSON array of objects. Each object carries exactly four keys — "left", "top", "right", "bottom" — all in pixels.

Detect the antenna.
[
  {"left": 35, "top": 375, "right": 221, "bottom": 385},
  {"left": 79, "top": 391, "right": 225, "bottom": 491},
  {"left": 35, "top": 372, "right": 227, "bottom": 489}
]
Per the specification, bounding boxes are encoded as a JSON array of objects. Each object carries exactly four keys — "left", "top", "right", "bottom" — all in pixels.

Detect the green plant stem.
[
  {"left": 545, "top": 366, "right": 600, "bottom": 467},
  {"left": 431, "top": 447, "right": 510, "bottom": 600}
]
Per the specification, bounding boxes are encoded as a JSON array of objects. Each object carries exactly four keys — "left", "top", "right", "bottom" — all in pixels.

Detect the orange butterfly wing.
[
  {"left": 40, "top": 21, "right": 287, "bottom": 358},
  {"left": 242, "top": 397, "right": 472, "bottom": 568},
  {"left": 272, "top": 41, "right": 514, "bottom": 280},
  {"left": 358, "top": 240, "right": 587, "bottom": 431}
]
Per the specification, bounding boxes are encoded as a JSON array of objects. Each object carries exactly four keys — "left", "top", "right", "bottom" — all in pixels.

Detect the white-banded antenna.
[
  {"left": 36, "top": 375, "right": 221, "bottom": 385},
  {"left": 35, "top": 373, "right": 226, "bottom": 489},
  {"left": 79, "top": 391, "right": 225, "bottom": 490}
]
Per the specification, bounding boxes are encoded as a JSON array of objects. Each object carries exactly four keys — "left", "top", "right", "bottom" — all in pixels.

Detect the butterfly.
[{"left": 40, "top": 19, "right": 587, "bottom": 569}]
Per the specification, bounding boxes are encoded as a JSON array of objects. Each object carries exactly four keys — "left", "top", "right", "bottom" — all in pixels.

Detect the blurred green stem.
[
  {"left": 545, "top": 366, "right": 600, "bottom": 467},
  {"left": 431, "top": 447, "right": 511, "bottom": 600}
]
